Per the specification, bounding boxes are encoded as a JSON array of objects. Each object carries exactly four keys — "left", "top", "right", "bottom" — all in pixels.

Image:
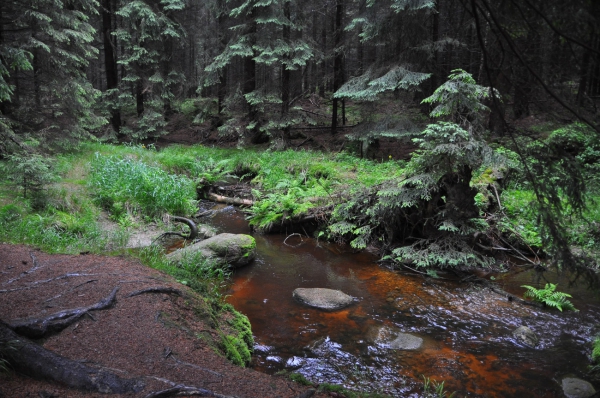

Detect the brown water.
[{"left": 207, "top": 205, "right": 600, "bottom": 397}]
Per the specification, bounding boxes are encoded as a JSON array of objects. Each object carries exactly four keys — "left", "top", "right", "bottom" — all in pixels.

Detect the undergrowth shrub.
[{"left": 88, "top": 154, "right": 197, "bottom": 220}]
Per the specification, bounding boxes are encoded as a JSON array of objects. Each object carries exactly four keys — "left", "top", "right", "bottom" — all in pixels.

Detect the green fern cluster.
[{"left": 521, "top": 283, "right": 577, "bottom": 312}]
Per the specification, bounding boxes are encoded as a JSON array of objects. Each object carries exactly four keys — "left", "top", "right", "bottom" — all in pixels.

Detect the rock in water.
[
  {"left": 292, "top": 288, "right": 354, "bottom": 310},
  {"left": 562, "top": 377, "right": 596, "bottom": 398},
  {"left": 367, "top": 325, "right": 423, "bottom": 350},
  {"left": 512, "top": 325, "right": 539, "bottom": 348},
  {"left": 166, "top": 233, "right": 256, "bottom": 268}
]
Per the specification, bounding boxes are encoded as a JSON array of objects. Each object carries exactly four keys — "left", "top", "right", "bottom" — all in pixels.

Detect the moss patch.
[{"left": 220, "top": 305, "right": 253, "bottom": 366}]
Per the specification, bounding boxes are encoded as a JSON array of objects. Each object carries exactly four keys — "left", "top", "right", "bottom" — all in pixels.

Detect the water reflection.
[{"left": 205, "top": 208, "right": 600, "bottom": 396}]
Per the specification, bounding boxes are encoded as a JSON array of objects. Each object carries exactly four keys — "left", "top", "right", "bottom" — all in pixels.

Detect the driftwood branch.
[
  {"left": 9, "top": 287, "right": 119, "bottom": 339},
  {"left": 0, "top": 319, "right": 144, "bottom": 394}
]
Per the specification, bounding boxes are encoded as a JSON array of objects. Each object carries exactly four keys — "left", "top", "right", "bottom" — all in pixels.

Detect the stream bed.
[{"left": 207, "top": 205, "right": 600, "bottom": 397}]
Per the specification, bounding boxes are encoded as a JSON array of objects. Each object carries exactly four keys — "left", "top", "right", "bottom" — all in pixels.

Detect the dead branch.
[
  {"left": 207, "top": 192, "right": 253, "bottom": 206},
  {"left": 9, "top": 287, "right": 119, "bottom": 339},
  {"left": 126, "top": 287, "right": 184, "bottom": 298},
  {"left": 284, "top": 233, "right": 304, "bottom": 248},
  {"left": 43, "top": 279, "right": 98, "bottom": 303},
  {"left": 5, "top": 252, "right": 44, "bottom": 285},
  {"left": 166, "top": 351, "right": 223, "bottom": 381},
  {"left": 0, "top": 319, "right": 144, "bottom": 394}
]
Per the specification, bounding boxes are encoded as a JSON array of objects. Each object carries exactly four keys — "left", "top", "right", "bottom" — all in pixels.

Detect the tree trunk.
[
  {"left": 136, "top": 79, "right": 144, "bottom": 117},
  {"left": 217, "top": 0, "right": 227, "bottom": 117},
  {"left": 331, "top": 0, "right": 344, "bottom": 134},
  {"left": 102, "top": 0, "right": 121, "bottom": 132}
]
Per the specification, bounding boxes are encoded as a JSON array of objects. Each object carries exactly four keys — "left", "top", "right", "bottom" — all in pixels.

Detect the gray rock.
[
  {"left": 293, "top": 288, "right": 354, "bottom": 310},
  {"left": 512, "top": 325, "right": 539, "bottom": 348},
  {"left": 166, "top": 233, "right": 256, "bottom": 268},
  {"left": 562, "top": 377, "right": 596, "bottom": 398},
  {"left": 367, "top": 325, "right": 423, "bottom": 350},
  {"left": 197, "top": 224, "right": 217, "bottom": 239}
]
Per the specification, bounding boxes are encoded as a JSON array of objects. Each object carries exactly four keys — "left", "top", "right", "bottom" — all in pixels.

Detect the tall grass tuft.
[{"left": 88, "top": 154, "right": 197, "bottom": 220}]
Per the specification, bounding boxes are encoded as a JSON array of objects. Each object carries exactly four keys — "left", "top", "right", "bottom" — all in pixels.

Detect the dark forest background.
[{"left": 1, "top": 0, "right": 598, "bottom": 150}]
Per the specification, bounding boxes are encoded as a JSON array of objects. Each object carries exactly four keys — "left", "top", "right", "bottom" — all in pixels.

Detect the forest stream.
[{"left": 203, "top": 204, "right": 600, "bottom": 397}]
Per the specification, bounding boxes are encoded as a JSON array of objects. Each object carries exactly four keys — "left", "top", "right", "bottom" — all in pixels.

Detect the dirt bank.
[{"left": 0, "top": 243, "right": 324, "bottom": 398}]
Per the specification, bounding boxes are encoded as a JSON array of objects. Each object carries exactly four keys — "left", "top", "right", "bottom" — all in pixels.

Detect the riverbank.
[{"left": 0, "top": 243, "right": 328, "bottom": 398}]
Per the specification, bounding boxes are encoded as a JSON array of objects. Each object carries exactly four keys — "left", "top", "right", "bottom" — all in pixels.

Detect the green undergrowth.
[
  {"left": 82, "top": 142, "right": 406, "bottom": 230},
  {"left": 88, "top": 153, "right": 197, "bottom": 221},
  {"left": 136, "top": 245, "right": 253, "bottom": 366},
  {"left": 0, "top": 153, "right": 129, "bottom": 254}
]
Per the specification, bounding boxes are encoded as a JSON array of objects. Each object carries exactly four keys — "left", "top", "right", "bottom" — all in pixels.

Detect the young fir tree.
[
  {"left": 330, "top": 70, "right": 501, "bottom": 269},
  {"left": 113, "top": 0, "right": 186, "bottom": 140}
]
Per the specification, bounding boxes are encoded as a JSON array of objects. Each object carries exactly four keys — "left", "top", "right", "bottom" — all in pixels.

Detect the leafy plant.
[
  {"left": 521, "top": 283, "right": 577, "bottom": 312},
  {"left": 592, "top": 336, "right": 600, "bottom": 363},
  {"left": 88, "top": 154, "right": 197, "bottom": 220},
  {"left": 422, "top": 375, "right": 456, "bottom": 398}
]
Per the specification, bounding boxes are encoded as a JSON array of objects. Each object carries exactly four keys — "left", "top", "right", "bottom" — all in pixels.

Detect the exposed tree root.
[
  {"left": 143, "top": 386, "right": 237, "bottom": 398},
  {"left": 126, "top": 287, "right": 185, "bottom": 298},
  {"left": 169, "top": 216, "right": 199, "bottom": 240},
  {"left": 154, "top": 216, "right": 199, "bottom": 244},
  {"left": 9, "top": 287, "right": 119, "bottom": 339},
  {"left": 5, "top": 253, "right": 44, "bottom": 284},
  {"left": 0, "top": 319, "right": 144, "bottom": 394}
]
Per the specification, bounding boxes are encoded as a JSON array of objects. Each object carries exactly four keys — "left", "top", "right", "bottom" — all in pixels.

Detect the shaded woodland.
[{"left": 0, "top": 0, "right": 598, "bottom": 145}]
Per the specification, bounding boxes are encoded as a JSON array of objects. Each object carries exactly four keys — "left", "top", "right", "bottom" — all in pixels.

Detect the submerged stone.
[
  {"left": 367, "top": 325, "right": 423, "bottom": 350},
  {"left": 562, "top": 377, "right": 596, "bottom": 398},
  {"left": 512, "top": 325, "right": 539, "bottom": 348},
  {"left": 292, "top": 288, "right": 354, "bottom": 310}
]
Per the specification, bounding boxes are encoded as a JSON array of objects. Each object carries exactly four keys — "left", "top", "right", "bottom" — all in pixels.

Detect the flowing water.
[{"left": 206, "top": 205, "right": 600, "bottom": 397}]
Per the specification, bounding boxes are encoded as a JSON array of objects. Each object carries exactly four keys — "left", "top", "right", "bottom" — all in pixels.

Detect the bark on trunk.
[
  {"left": 331, "top": 0, "right": 344, "bottom": 134},
  {"left": 102, "top": 0, "right": 121, "bottom": 132}
]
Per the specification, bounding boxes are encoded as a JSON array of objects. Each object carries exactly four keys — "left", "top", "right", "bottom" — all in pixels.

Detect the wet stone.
[
  {"left": 292, "top": 288, "right": 354, "bottom": 310},
  {"left": 562, "top": 377, "right": 596, "bottom": 398},
  {"left": 512, "top": 325, "right": 539, "bottom": 348},
  {"left": 367, "top": 325, "right": 423, "bottom": 350}
]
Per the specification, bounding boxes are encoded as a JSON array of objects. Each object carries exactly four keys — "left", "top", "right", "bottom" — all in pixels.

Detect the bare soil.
[{"left": 0, "top": 243, "right": 325, "bottom": 398}]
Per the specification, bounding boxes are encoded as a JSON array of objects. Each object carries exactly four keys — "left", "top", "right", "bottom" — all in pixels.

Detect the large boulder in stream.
[
  {"left": 166, "top": 233, "right": 256, "bottom": 268},
  {"left": 293, "top": 288, "right": 354, "bottom": 310},
  {"left": 562, "top": 377, "right": 596, "bottom": 398},
  {"left": 367, "top": 325, "right": 423, "bottom": 350}
]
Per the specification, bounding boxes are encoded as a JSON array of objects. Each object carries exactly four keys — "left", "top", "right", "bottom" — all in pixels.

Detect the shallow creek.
[{"left": 206, "top": 205, "right": 600, "bottom": 397}]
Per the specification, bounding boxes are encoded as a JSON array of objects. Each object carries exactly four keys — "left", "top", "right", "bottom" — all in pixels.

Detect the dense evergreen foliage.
[{"left": 0, "top": 0, "right": 599, "bottom": 270}]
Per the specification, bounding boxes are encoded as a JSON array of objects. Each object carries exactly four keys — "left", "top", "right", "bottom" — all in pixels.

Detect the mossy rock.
[{"left": 166, "top": 233, "right": 256, "bottom": 269}]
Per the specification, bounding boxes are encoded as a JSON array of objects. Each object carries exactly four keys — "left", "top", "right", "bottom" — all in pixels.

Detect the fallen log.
[
  {"left": 207, "top": 192, "right": 253, "bottom": 206},
  {"left": 0, "top": 319, "right": 144, "bottom": 394}
]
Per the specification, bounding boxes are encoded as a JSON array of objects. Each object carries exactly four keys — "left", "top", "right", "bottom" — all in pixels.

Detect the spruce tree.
[
  {"left": 113, "top": 0, "right": 186, "bottom": 140},
  {"left": 205, "top": 0, "right": 313, "bottom": 145}
]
